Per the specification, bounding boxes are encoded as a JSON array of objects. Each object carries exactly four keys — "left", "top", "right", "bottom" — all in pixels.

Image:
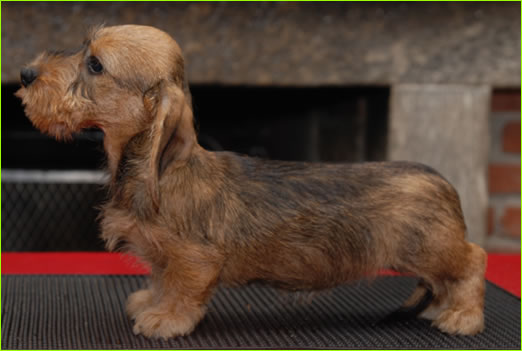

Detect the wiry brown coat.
[{"left": 17, "top": 25, "right": 486, "bottom": 339}]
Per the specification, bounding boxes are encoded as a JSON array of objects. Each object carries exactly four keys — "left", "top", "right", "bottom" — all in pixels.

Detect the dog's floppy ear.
[{"left": 144, "top": 80, "right": 196, "bottom": 211}]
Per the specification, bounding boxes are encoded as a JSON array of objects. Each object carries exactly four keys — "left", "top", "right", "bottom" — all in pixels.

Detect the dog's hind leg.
[
  {"left": 429, "top": 242, "right": 487, "bottom": 335},
  {"left": 402, "top": 241, "right": 486, "bottom": 335},
  {"left": 392, "top": 216, "right": 487, "bottom": 335}
]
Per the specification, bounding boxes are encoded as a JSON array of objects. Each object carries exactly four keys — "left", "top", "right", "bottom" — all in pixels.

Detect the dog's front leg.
[
  {"left": 126, "top": 266, "right": 164, "bottom": 321},
  {"left": 129, "top": 242, "right": 223, "bottom": 339}
]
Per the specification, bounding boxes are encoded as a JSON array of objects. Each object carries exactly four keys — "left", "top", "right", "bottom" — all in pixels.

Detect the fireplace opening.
[{"left": 193, "top": 85, "right": 389, "bottom": 163}]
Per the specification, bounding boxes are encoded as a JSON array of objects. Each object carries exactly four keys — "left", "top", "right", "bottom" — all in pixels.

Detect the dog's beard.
[{"left": 44, "top": 121, "right": 75, "bottom": 141}]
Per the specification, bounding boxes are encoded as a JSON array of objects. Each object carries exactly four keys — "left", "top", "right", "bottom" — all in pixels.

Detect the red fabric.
[
  {"left": 484, "top": 253, "right": 520, "bottom": 297},
  {"left": 2, "top": 252, "right": 520, "bottom": 297},
  {"left": 1, "top": 252, "right": 150, "bottom": 275}
]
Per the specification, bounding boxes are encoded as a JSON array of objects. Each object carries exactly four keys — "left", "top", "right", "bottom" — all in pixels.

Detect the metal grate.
[
  {"left": 1, "top": 275, "right": 520, "bottom": 349},
  {"left": 1, "top": 170, "right": 108, "bottom": 251}
]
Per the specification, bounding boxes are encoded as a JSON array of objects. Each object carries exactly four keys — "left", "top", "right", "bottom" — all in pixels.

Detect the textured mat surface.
[{"left": 2, "top": 275, "right": 520, "bottom": 349}]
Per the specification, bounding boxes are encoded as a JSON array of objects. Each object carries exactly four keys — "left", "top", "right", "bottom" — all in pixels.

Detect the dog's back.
[{"left": 207, "top": 154, "right": 462, "bottom": 288}]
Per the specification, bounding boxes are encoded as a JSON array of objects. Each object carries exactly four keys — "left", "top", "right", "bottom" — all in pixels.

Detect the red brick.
[
  {"left": 502, "top": 121, "right": 521, "bottom": 153},
  {"left": 487, "top": 207, "right": 494, "bottom": 235},
  {"left": 489, "top": 164, "right": 521, "bottom": 193},
  {"left": 491, "top": 89, "right": 521, "bottom": 112},
  {"left": 501, "top": 207, "right": 521, "bottom": 238}
]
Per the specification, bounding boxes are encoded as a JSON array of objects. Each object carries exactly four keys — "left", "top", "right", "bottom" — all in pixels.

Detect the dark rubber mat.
[{"left": 1, "top": 275, "right": 520, "bottom": 349}]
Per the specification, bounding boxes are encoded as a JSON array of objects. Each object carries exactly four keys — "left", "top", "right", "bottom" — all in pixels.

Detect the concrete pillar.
[{"left": 388, "top": 84, "right": 491, "bottom": 246}]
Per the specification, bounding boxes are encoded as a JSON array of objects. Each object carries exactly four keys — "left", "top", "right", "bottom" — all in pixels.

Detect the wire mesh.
[{"left": 2, "top": 171, "right": 107, "bottom": 251}]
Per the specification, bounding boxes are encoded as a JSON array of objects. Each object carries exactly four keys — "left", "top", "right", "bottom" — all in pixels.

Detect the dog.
[{"left": 16, "top": 24, "right": 486, "bottom": 339}]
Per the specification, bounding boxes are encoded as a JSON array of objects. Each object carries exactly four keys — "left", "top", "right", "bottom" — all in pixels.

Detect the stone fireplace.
[{"left": 2, "top": 2, "right": 520, "bottom": 250}]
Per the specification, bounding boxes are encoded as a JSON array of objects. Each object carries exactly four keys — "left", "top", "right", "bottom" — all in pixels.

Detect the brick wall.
[{"left": 487, "top": 89, "right": 521, "bottom": 252}]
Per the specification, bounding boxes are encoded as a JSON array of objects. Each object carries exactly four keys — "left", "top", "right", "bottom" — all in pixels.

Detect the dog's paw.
[
  {"left": 132, "top": 305, "right": 201, "bottom": 339},
  {"left": 432, "top": 307, "right": 484, "bottom": 335},
  {"left": 126, "top": 289, "right": 154, "bottom": 320}
]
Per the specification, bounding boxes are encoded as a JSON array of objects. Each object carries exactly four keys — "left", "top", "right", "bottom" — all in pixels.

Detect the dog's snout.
[{"left": 20, "top": 67, "right": 38, "bottom": 87}]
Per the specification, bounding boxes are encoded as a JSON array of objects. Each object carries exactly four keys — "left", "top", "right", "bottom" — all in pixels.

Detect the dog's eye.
[{"left": 87, "top": 56, "right": 103, "bottom": 74}]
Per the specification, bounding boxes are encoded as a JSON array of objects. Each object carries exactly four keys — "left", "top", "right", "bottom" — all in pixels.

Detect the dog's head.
[
  {"left": 17, "top": 25, "right": 189, "bottom": 136},
  {"left": 16, "top": 25, "right": 196, "bottom": 201}
]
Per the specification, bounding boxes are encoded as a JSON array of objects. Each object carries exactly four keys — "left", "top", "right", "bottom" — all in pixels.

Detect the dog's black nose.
[{"left": 20, "top": 67, "right": 38, "bottom": 87}]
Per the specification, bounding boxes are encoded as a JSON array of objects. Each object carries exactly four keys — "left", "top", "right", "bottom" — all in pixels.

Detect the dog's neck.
[{"left": 103, "top": 127, "right": 145, "bottom": 181}]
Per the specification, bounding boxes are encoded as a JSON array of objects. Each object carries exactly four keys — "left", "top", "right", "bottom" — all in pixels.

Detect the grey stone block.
[
  {"left": 2, "top": 2, "right": 520, "bottom": 86},
  {"left": 388, "top": 84, "right": 491, "bottom": 246}
]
